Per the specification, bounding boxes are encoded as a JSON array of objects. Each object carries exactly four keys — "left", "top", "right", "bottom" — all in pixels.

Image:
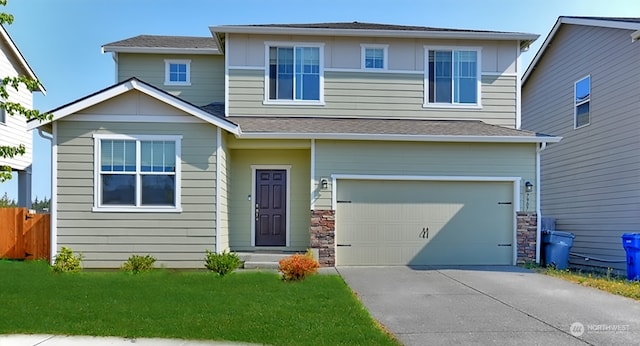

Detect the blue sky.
[{"left": 2, "top": 0, "right": 640, "bottom": 200}]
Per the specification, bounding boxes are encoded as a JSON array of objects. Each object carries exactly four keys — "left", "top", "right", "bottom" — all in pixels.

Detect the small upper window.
[
  {"left": 425, "top": 47, "right": 480, "bottom": 106},
  {"left": 266, "top": 44, "right": 322, "bottom": 103},
  {"left": 361, "top": 45, "right": 388, "bottom": 70},
  {"left": 0, "top": 102, "right": 5, "bottom": 124},
  {"left": 574, "top": 75, "right": 590, "bottom": 128},
  {"left": 165, "top": 59, "right": 191, "bottom": 86}
]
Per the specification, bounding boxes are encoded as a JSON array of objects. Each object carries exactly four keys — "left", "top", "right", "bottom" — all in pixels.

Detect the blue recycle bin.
[
  {"left": 622, "top": 233, "right": 640, "bottom": 281},
  {"left": 542, "top": 230, "right": 575, "bottom": 270}
]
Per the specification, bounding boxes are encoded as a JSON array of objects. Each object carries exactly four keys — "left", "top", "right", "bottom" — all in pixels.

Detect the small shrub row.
[
  {"left": 204, "top": 250, "right": 242, "bottom": 276},
  {"left": 278, "top": 249, "right": 320, "bottom": 281},
  {"left": 121, "top": 254, "right": 156, "bottom": 274}
]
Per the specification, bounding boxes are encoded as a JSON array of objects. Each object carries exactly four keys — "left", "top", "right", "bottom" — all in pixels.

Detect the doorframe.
[
  {"left": 331, "top": 174, "right": 521, "bottom": 265},
  {"left": 250, "top": 165, "right": 292, "bottom": 247}
]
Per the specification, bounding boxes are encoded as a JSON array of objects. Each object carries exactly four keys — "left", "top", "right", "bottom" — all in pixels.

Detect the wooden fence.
[{"left": 0, "top": 208, "right": 50, "bottom": 260}]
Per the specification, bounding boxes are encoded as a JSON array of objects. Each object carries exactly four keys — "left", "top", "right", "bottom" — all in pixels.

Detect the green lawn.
[{"left": 0, "top": 260, "right": 398, "bottom": 345}]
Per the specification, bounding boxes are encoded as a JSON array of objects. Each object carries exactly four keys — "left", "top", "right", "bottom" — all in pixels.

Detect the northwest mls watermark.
[{"left": 570, "top": 322, "right": 630, "bottom": 337}]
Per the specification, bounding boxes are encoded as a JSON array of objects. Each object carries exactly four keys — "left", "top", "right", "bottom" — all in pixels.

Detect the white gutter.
[
  {"left": 210, "top": 25, "right": 538, "bottom": 43},
  {"left": 236, "top": 132, "right": 562, "bottom": 144},
  {"left": 632, "top": 30, "right": 640, "bottom": 42},
  {"left": 49, "top": 122, "right": 58, "bottom": 264},
  {"left": 535, "top": 142, "right": 547, "bottom": 264},
  {"left": 215, "top": 127, "right": 222, "bottom": 253}
]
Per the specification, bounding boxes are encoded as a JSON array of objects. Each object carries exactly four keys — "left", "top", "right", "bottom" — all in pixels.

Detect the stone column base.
[{"left": 310, "top": 210, "right": 335, "bottom": 267}]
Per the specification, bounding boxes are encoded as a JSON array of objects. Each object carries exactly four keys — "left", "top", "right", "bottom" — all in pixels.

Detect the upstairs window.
[
  {"left": 361, "top": 45, "right": 387, "bottom": 69},
  {"left": 574, "top": 75, "right": 590, "bottom": 128},
  {"left": 164, "top": 59, "right": 191, "bottom": 86},
  {"left": 266, "top": 44, "right": 322, "bottom": 103},
  {"left": 425, "top": 47, "right": 480, "bottom": 106},
  {"left": 0, "top": 102, "right": 5, "bottom": 124},
  {"left": 94, "top": 134, "right": 182, "bottom": 212}
]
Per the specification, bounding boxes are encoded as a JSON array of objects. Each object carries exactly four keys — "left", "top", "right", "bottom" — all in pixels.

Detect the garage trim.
[{"left": 331, "top": 174, "right": 522, "bottom": 265}]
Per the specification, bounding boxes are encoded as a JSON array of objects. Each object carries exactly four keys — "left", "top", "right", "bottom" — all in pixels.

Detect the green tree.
[
  {"left": 0, "top": 0, "right": 50, "bottom": 182},
  {"left": 31, "top": 195, "right": 50, "bottom": 212},
  {"left": 0, "top": 192, "right": 17, "bottom": 207}
]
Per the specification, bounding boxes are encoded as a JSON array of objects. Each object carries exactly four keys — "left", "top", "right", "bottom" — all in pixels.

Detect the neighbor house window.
[
  {"left": 361, "top": 45, "right": 388, "bottom": 70},
  {"left": 164, "top": 59, "right": 191, "bottom": 85},
  {"left": 93, "top": 134, "right": 182, "bottom": 212},
  {"left": 425, "top": 47, "right": 480, "bottom": 106},
  {"left": 266, "top": 44, "right": 323, "bottom": 103},
  {"left": 0, "top": 102, "right": 5, "bottom": 124},
  {"left": 574, "top": 75, "right": 590, "bottom": 128}
]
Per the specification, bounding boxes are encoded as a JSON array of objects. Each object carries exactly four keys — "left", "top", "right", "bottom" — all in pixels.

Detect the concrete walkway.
[
  {"left": 0, "top": 334, "right": 257, "bottom": 346},
  {"left": 338, "top": 266, "right": 640, "bottom": 346}
]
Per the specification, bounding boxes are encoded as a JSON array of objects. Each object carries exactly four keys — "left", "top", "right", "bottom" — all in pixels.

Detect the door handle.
[{"left": 255, "top": 203, "right": 259, "bottom": 221}]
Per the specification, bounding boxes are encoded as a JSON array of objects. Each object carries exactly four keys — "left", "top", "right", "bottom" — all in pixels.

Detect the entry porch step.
[{"left": 236, "top": 252, "right": 296, "bottom": 270}]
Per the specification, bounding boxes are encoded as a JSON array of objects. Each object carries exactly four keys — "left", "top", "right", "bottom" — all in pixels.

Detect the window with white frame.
[
  {"left": 426, "top": 47, "right": 480, "bottom": 106},
  {"left": 361, "top": 45, "right": 387, "bottom": 70},
  {"left": 0, "top": 102, "right": 5, "bottom": 124},
  {"left": 94, "top": 134, "right": 182, "bottom": 211},
  {"left": 574, "top": 75, "right": 590, "bottom": 128},
  {"left": 164, "top": 59, "right": 191, "bottom": 85},
  {"left": 266, "top": 44, "right": 322, "bottom": 102}
]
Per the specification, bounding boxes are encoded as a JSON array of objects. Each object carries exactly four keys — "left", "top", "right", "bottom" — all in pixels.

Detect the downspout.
[
  {"left": 37, "top": 127, "right": 56, "bottom": 264},
  {"left": 535, "top": 142, "right": 547, "bottom": 264}
]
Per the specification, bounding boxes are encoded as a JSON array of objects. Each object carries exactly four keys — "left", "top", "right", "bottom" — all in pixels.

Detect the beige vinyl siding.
[
  {"left": 116, "top": 53, "right": 224, "bottom": 105},
  {"left": 228, "top": 34, "right": 518, "bottom": 74},
  {"left": 313, "top": 140, "right": 536, "bottom": 210},
  {"left": 522, "top": 24, "right": 640, "bottom": 271},
  {"left": 0, "top": 38, "right": 33, "bottom": 170},
  {"left": 228, "top": 70, "right": 516, "bottom": 127},
  {"left": 228, "top": 148, "right": 310, "bottom": 251},
  {"left": 55, "top": 114, "right": 218, "bottom": 268}
]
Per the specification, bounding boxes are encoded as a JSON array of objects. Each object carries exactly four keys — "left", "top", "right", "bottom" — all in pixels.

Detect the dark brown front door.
[{"left": 255, "top": 169, "right": 287, "bottom": 246}]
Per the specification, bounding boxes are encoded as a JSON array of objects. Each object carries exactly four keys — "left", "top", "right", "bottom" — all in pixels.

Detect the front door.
[{"left": 255, "top": 169, "right": 287, "bottom": 246}]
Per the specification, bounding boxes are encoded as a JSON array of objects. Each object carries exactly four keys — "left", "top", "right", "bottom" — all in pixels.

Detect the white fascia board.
[
  {"left": 211, "top": 25, "right": 538, "bottom": 42},
  {"left": 236, "top": 132, "right": 562, "bottom": 144},
  {"left": 523, "top": 17, "right": 640, "bottom": 84},
  {"left": 28, "top": 79, "right": 240, "bottom": 134},
  {"left": 0, "top": 25, "right": 46, "bottom": 93},
  {"left": 102, "top": 46, "right": 220, "bottom": 55}
]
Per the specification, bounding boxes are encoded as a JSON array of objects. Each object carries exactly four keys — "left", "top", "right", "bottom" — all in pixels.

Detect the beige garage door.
[{"left": 335, "top": 180, "right": 514, "bottom": 266}]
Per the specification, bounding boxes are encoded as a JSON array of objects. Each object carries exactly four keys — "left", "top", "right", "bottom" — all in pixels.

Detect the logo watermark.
[{"left": 570, "top": 322, "right": 630, "bottom": 337}]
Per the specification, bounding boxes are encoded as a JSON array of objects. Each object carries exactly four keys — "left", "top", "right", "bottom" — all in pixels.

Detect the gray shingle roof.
[
  {"left": 240, "top": 21, "right": 508, "bottom": 34},
  {"left": 103, "top": 35, "right": 218, "bottom": 51},
  {"left": 226, "top": 116, "right": 541, "bottom": 138}
]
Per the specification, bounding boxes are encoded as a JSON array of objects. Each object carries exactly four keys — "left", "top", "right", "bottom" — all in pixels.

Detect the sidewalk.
[{"left": 0, "top": 334, "right": 259, "bottom": 346}]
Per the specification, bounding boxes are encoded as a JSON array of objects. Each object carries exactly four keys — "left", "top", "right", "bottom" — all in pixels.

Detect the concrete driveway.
[{"left": 338, "top": 266, "right": 640, "bottom": 345}]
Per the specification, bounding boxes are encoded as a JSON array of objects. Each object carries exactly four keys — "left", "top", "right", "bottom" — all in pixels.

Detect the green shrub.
[
  {"left": 52, "top": 247, "right": 82, "bottom": 273},
  {"left": 204, "top": 250, "right": 242, "bottom": 276},
  {"left": 121, "top": 254, "right": 156, "bottom": 274},
  {"left": 278, "top": 249, "right": 319, "bottom": 281}
]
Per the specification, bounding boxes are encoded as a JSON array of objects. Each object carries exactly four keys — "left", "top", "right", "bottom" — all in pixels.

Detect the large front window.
[
  {"left": 94, "top": 134, "right": 181, "bottom": 212},
  {"left": 267, "top": 45, "right": 322, "bottom": 102},
  {"left": 426, "top": 48, "right": 480, "bottom": 106}
]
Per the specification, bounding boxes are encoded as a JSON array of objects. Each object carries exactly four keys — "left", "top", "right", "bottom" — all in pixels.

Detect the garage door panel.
[{"left": 336, "top": 180, "right": 514, "bottom": 266}]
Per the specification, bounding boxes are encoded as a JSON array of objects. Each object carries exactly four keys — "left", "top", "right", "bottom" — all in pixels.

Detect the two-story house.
[
  {"left": 522, "top": 17, "right": 640, "bottom": 272},
  {"left": 29, "top": 22, "right": 559, "bottom": 268},
  {"left": 0, "top": 24, "right": 45, "bottom": 207}
]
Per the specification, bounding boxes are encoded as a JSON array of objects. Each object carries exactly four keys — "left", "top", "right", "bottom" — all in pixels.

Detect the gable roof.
[
  {"left": 229, "top": 116, "right": 560, "bottom": 143},
  {"left": 523, "top": 16, "right": 640, "bottom": 84},
  {"left": 0, "top": 24, "right": 45, "bottom": 93},
  {"left": 27, "top": 77, "right": 238, "bottom": 133},
  {"left": 210, "top": 21, "right": 539, "bottom": 50},
  {"left": 102, "top": 35, "right": 220, "bottom": 55}
]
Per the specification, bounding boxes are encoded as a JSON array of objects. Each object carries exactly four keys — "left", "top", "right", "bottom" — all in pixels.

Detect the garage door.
[{"left": 335, "top": 180, "right": 514, "bottom": 266}]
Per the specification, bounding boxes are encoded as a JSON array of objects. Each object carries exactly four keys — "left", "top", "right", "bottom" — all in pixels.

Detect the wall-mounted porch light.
[
  {"left": 525, "top": 181, "right": 533, "bottom": 193},
  {"left": 320, "top": 178, "right": 329, "bottom": 190}
]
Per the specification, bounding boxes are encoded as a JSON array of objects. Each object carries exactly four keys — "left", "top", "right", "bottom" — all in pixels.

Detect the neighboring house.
[
  {"left": 0, "top": 24, "right": 46, "bottom": 207},
  {"left": 521, "top": 17, "right": 640, "bottom": 272},
  {"left": 30, "top": 22, "right": 560, "bottom": 268}
]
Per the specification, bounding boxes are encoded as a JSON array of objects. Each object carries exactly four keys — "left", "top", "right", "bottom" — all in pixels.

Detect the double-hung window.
[
  {"left": 574, "top": 75, "right": 590, "bottom": 128},
  {"left": 94, "top": 134, "right": 182, "bottom": 212},
  {"left": 425, "top": 47, "right": 480, "bottom": 106},
  {"left": 164, "top": 59, "right": 191, "bottom": 86},
  {"left": 266, "top": 43, "right": 323, "bottom": 103},
  {"left": 361, "top": 44, "right": 388, "bottom": 70}
]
